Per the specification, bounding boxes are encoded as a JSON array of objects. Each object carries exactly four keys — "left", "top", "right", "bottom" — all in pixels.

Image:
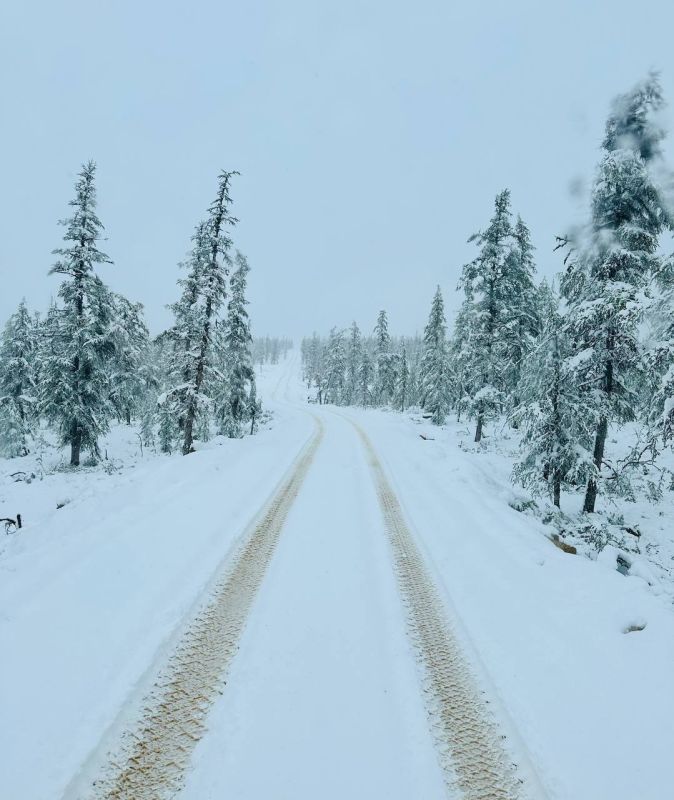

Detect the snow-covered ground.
[
  {"left": 1, "top": 352, "right": 673, "bottom": 800},
  {"left": 336, "top": 406, "right": 674, "bottom": 800},
  {"left": 0, "top": 359, "right": 313, "bottom": 800}
]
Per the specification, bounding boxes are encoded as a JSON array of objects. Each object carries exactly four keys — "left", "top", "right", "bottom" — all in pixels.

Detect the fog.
[{"left": 2, "top": 0, "right": 674, "bottom": 338}]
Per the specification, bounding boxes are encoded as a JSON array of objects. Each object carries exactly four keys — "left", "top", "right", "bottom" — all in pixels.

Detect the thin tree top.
[{"left": 50, "top": 161, "right": 112, "bottom": 277}]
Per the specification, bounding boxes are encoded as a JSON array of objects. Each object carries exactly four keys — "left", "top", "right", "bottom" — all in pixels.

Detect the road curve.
[{"left": 81, "top": 417, "right": 324, "bottom": 800}]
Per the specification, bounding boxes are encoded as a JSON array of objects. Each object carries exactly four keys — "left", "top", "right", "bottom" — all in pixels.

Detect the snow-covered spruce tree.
[
  {"left": 324, "top": 327, "right": 346, "bottom": 404},
  {"left": 219, "top": 251, "right": 254, "bottom": 437},
  {"left": 406, "top": 345, "right": 421, "bottom": 409},
  {"left": 448, "top": 298, "right": 473, "bottom": 422},
  {"left": 109, "top": 295, "right": 150, "bottom": 424},
  {"left": 40, "top": 161, "right": 115, "bottom": 466},
  {"left": 373, "top": 310, "right": 396, "bottom": 405},
  {"left": 396, "top": 339, "right": 410, "bottom": 411},
  {"left": 0, "top": 299, "right": 38, "bottom": 456},
  {"left": 167, "top": 220, "right": 210, "bottom": 438},
  {"left": 561, "top": 75, "right": 671, "bottom": 512},
  {"left": 458, "top": 189, "right": 515, "bottom": 441},
  {"left": 358, "top": 348, "right": 374, "bottom": 406},
  {"left": 419, "top": 286, "right": 451, "bottom": 424},
  {"left": 513, "top": 282, "right": 594, "bottom": 507},
  {"left": 504, "top": 215, "right": 539, "bottom": 410},
  {"left": 646, "top": 266, "right": 674, "bottom": 444},
  {"left": 302, "top": 333, "right": 322, "bottom": 391},
  {"left": 139, "top": 330, "right": 175, "bottom": 452},
  {"left": 180, "top": 171, "right": 237, "bottom": 455},
  {"left": 344, "top": 322, "right": 362, "bottom": 405}
]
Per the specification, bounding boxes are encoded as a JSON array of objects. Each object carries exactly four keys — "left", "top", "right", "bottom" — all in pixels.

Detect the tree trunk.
[
  {"left": 70, "top": 426, "right": 82, "bottom": 467},
  {"left": 584, "top": 351, "right": 613, "bottom": 513},
  {"left": 182, "top": 410, "right": 196, "bottom": 455},
  {"left": 553, "top": 468, "right": 561, "bottom": 508},
  {"left": 583, "top": 415, "right": 608, "bottom": 512},
  {"left": 474, "top": 413, "right": 483, "bottom": 442}
]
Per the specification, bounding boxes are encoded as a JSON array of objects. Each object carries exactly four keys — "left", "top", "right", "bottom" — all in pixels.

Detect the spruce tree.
[
  {"left": 458, "top": 189, "right": 515, "bottom": 441},
  {"left": 0, "top": 300, "right": 37, "bottom": 456},
  {"left": 358, "top": 349, "right": 373, "bottom": 406},
  {"left": 514, "top": 282, "right": 593, "bottom": 507},
  {"left": 180, "top": 171, "right": 237, "bottom": 454},
  {"left": 374, "top": 310, "right": 395, "bottom": 404},
  {"left": 504, "top": 215, "right": 539, "bottom": 408},
  {"left": 344, "top": 322, "right": 362, "bottom": 405},
  {"left": 109, "top": 295, "right": 150, "bottom": 424},
  {"left": 561, "top": 75, "right": 671, "bottom": 512},
  {"left": 324, "top": 327, "right": 346, "bottom": 404},
  {"left": 41, "top": 161, "right": 115, "bottom": 466},
  {"left": 219, "top": 251, "right": 254, "bottom": 437},
  {"left": 419, "top": 286, "right": 450, "bottom": 424},
  {"left": 646, "top": 275, "right": 674, "bottom": 445},
  {"left": 397, "top": 339, "right": 410, "bottom": 411}
]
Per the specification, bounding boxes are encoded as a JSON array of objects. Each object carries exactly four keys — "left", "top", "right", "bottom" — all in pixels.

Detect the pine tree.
[
  {"left": 561, "top": 75, "right": 671, "bottom": 512},
  {"left": 513, "top": 282, "right": 594, "bottom": 507},
  {"left": 458, "top": 190, "right": 515, "bottom": 441},
  {"left": 41, "top": 161, "right": 115, "bottom": 466},
  {"left": 0, "top": 300, "right": 37, "bottom": 456},
  {"left": 219, "top": 251, "right": 254, "bottom": 437},
  {"left": 419, "top": 286, "right": 450, "bottom": 424}
]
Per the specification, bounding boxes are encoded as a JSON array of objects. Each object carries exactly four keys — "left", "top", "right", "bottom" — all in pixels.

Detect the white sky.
[{"left": 2, "top": 0, "right": 674, "bottom": 339}]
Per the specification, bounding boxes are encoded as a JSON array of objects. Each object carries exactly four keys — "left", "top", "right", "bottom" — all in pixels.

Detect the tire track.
[
  {"left": 82, "top": 418, "right": 324, "bottom": 800},
  {"left": 352, "top": 421, "right": 536, "bottom": 800}
]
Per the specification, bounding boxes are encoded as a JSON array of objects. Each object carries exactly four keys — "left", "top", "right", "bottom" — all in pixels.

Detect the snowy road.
[
  {"left": 177, "top": 407, "right": 450, "bottom": 800},
  {"left": 4, "top": 354, "right": 672, "bottom": 800},
  {"left": 74, "top": 359, "right": 538, "bottom": 800}
]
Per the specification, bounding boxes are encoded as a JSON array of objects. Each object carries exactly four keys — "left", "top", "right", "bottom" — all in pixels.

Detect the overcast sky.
[{"left": 2, "top": 0, "right": 674, "bottom": 339}]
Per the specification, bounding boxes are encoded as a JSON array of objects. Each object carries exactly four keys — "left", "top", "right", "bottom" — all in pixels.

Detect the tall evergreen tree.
[
  {"left": 324, "top": 327, "right": 346, "bottom": 404},
  {"left": 396, "top": 339, "right": 410, "bottom": 411},
  {"left": 0, "top": 300, "right": 37, "bottom": 456},
  {"left": 419, "top": 286, "right": 451, "bottom": 424},
  {"left": 374, "top": 310, "right": 396, "bottom": 404},
  {"left": 504, "top": 215, "right": 539, "bottom": 408},
  {"left": 514, "top": 282, "right": 594, "bottom": 507},
  {"left": 40, "top": 161, "right": 115, "bottom": 466},
  {"left": 358, "top": 349, "right": 374, "bottom": 406},
  {"left": 219, "top": 251, "right": 254, "bottom": 437},
  {"left": 180, "top": 171, "right": 237, "bottom": 454},
  {"left": 344, "top": 322, "right": 362, "bottom": 405},
  {"left": 109, "top": 295, "right": 150, "bottom": 424},
  {"left": 561, "top": 75, "right": 671, "bottom": 512},
  {"left": 458, "top": 189, "right": 514, "bottom": 441}
]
